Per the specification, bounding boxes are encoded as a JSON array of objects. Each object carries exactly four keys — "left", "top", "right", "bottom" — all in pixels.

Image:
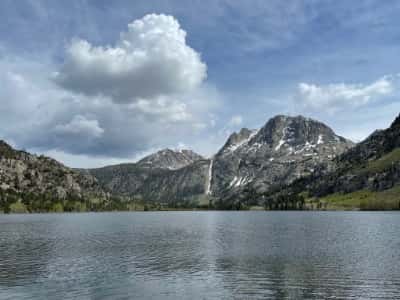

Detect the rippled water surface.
[{"left": 0, "top": 212, "right": 399, "bottom": 299}]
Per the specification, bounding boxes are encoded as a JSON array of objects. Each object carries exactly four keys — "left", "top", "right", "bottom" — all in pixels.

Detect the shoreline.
[{"left": 1, "top": 208, "right": 399, "bottom": 215}]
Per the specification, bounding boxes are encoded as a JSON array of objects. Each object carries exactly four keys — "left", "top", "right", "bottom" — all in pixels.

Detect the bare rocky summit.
[{"left": 136, "top": 148, "right": 204, "bottom": 170}]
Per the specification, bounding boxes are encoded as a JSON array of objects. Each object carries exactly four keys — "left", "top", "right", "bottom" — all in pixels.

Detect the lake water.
[{"left": 0, "top": 212, "right": 399, "bottom": 299}]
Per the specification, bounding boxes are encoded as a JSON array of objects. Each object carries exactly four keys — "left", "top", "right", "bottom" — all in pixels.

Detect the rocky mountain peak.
[
  {"left": 211, "top": 114, "right": 354, "bottom": 198},
  {"left": 137, "top": 148, "right": 204, "bottom": 170},
  {"left": 252, "top": 115, "right": 347, "bottom": 151},
  {"left": 219, "top": 128, "right": 257, "bottom": 155},
  {"left": 278, "top": 111, "right": 400, "bottom": 204},
  {"left": 216, "top": 115, "right": 353, "bottom": 159}
]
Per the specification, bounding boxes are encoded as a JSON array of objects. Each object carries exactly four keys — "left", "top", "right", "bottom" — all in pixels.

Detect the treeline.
[
  {"left": 3, "top": 187, "right": 397, "bottom": 213},
  {"left": 0, "top": 189, "right": 217, "bottom": 213},
  {"left": 215, "top": 185, "right": 308, "bottom": 211},
  {"left": 0, "top": 189, "right": 151, "bottom": 213}
]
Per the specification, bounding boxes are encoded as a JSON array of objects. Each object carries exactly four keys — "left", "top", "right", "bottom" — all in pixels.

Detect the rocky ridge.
[
  {"left": 253, "top": 113, "right": 400, "bottom": 210},
  {"left": 136, "top": 148, "right": 204, "bottom": 170},
  {"left": 210, "top": 115, "right": 354, "bottom": 200},
  {"left": 7, "top": 113, "right": 391, "bottom": 211},
  {"left": 305, "top": 113, "right": 400, "bottom": 197},
  {"left": 0, "top": 140, "right": 106, "bottom": 212},
  {"left": 87, "top": 115, "right": 354, "bottom": 205},
  {"left": 88, "top": 148, "right": 207, "bottom": 202}
]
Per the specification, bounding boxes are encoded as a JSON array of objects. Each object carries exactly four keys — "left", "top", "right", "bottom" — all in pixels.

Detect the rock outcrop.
[{"left": 0, "top": 141, "right": 106, "bottom": 211}]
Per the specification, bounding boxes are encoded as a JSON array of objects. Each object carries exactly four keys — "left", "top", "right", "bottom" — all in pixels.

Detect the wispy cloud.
[{"left": 297, "top": 76, "right": 394, "bottom": 112}]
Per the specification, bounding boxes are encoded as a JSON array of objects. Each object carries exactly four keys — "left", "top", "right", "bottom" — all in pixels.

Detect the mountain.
[
  {"left": 5, "top": 113, "right": 399, "bottom": 212},
  {"left": 210, "top": 115, "right": 354, "bottom": 204},
  {"left": 257, "top": 113, "right": 400, "bottom": 210},
  {"left": 136, "top": 148, "right": 204, "bottom": 170},
  {"left": 0, "top": 141, "right": 106, "bottom": 213},
  {"left": 87, "top": 115, "right": 353, "bottom": 207},
  {"left": 88, "top": 148, "right": 208, "bottom": 203}
]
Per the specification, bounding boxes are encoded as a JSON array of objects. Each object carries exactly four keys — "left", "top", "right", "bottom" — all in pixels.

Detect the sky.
[{"left": 1, "top": 0, "right": 400, "bottom": 168}]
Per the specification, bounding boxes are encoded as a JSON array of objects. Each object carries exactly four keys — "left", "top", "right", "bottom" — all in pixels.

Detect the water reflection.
[{"left": 0, "top": 212, "right": 399, "bottom": 299}]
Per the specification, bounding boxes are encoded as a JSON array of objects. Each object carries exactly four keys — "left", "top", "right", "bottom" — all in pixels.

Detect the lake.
[{"left": 0, "top": 212, "right": 399, "bottom": 299}]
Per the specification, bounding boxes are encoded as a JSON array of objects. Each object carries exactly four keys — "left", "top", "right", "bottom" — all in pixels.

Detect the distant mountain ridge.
[
  {"left": 87, "top": 148, "right": 207, "bottom": 202},
  {"left": 86, "top": 115, "right": 354, "bottom": 206},
  {"left": 136, "top": 148, "right": 204, "bottom": 170},
  {"left": 3, "top": 113, "right": 399, "bottom": 211}
]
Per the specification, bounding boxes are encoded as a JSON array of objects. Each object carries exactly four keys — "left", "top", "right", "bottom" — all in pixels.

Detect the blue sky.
[{"left": 1, "top": 0, "right": 400, "bottom": 167}]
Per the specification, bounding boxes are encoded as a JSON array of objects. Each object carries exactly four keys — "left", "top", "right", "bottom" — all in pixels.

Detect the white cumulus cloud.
[
  {"left": 0, "top": 13, "right": 220, "bottom": 166},
  {"left": 55, "top": 14, "right": 207, "bottom": 103},
  {"left": 298, "top": 76, "right": 394, "bottom": 111}
]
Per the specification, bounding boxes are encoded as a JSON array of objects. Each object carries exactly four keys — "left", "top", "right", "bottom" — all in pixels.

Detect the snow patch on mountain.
[
  {"left": 229, "top": 176, "right": 250, "bottom": 188},
  {"left": 317, "top": 134, "right": 324, "bottom": 145},
  {"left": 223, "top": 129, "right": 258, "bottom": 154},
  {"left": 275, "top": 127, "right": 287, "bottom": 151}
]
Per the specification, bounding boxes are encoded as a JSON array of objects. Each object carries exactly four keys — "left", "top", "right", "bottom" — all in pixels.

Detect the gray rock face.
[
  {"left": 210, "top": 115, "right": 354, "bottom": 199},
  {"left": 88, "top": 149, "right": 206, "bottom": 200},
  {"left": 0, "top": 141, "right": 105, "bottom": 200},
  {"left": 218, "top": 128, "right": 258, "bottom": 155},
  {"left": 137, "top": 159, "right": 211, "bottom": 203},
  {"left": 337, "top": 113, "right": 400, "bottom": 166},
  {"left": 301, "top": 113, "right": 400, "bottom": 197}
]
